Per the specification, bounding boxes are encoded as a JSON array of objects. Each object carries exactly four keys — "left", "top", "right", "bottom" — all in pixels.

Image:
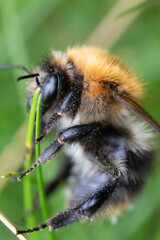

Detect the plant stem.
[
  {"left": 0, "top": 211, "right": 28, "bottom": 240},
  {"left": 36, "top": 94, "right": 56, "bottom": 240},
  {"left": 23, "top": 88, "right": 40, "bottom": 240}
]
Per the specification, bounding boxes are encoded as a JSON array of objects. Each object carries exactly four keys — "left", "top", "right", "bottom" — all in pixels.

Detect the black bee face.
[
  {"left": 27, "top": 69, "right": 71, "bottom": 116},
  {"left": 39, "top": 66, "right": 71, "bottom": 115}
]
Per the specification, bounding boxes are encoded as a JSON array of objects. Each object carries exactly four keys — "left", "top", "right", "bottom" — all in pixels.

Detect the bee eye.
[{"left": 42, "top": 74, "right": 58, "bottom": 106}]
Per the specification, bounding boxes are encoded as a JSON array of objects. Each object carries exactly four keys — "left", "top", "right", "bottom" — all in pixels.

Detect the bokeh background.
[{"left": 0, "top": 0, "right": 160, "bottom": 239}]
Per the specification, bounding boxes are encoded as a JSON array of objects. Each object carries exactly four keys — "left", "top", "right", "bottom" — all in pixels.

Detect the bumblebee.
[{"left": 1, "top": 46, "right": 160, "bottom": 234}]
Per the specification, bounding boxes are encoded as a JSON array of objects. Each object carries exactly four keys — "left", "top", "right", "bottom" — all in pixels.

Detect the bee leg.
[
  {"left": 17, "top": 177, "right": 118, "bottom": 234},
  {"left": 35, "top": 113, "right": 61, "bottom": 142},
  {"left": 17, "top": 124, "right": 98, "bottom": 181},
  {"left": 36, "top": 77, "right": 82, "bottom": 142},
  {"left": 17, "top": 139, "right": 63, "bottom": 181}
]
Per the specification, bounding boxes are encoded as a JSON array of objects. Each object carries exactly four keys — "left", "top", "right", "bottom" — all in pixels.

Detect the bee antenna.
[
  {"left": 0, "top": 65, "right": 31, "bottom": 75},
  {"left": 0, "top": 65, "right": 41, "bottom": 86},
  {"left": 36, "top": 76, "right": 40, "bottom": 86},
  {"left": 17, "top": 73, "right": 39, "bottom": 81},
  {"left": 17, "top": 73, "right": 40, "bottom": 86}
]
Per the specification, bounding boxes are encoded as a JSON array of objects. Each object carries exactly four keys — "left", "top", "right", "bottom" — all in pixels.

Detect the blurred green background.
[{"left": 0, "top": 0, "right": 160, "bottom": 239}]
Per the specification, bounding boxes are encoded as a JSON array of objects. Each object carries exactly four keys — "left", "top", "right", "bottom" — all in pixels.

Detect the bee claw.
[{"left": 35, "top": 135, "right": 44, "bottom": 143}]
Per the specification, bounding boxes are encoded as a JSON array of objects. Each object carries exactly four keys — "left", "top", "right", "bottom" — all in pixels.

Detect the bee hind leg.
[{"left": 17, "top": 177, "right": 118, "bottom": 234}]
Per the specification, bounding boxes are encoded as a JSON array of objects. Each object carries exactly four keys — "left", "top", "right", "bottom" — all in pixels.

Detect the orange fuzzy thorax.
[{"left": 67, "top": 46, "right": 143, "bottom": 100}]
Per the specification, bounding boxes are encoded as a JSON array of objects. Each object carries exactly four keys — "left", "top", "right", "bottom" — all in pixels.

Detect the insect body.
[{"left": 1, "top": 46, "right": 160, "bottom": 234}]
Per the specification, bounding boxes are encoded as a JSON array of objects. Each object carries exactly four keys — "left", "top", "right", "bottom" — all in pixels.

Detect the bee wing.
[{"left": 117, "top": 94, "right": 160, "bottom": 135}]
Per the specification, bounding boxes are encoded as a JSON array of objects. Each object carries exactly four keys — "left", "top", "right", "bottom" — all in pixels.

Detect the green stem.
[
  {"left": 36, "top": 94, "right": 56, "bottom": 240},
  {"left": 23, "top": 88, "right": 40, "bottom": 240}
]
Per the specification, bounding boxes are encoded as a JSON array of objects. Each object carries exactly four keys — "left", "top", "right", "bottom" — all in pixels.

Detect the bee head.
[{"left": 27, "top": 64, "right": 71, "bottom": 115}]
